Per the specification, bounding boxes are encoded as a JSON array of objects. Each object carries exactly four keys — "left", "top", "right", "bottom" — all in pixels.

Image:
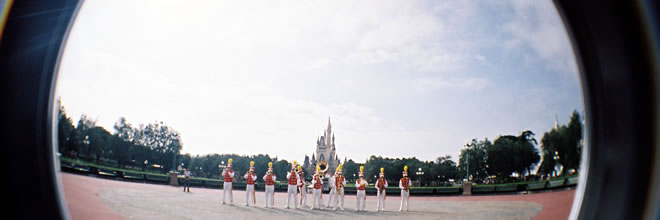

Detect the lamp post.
[
  {"left": 465, "top": 141, "right": 470, "bottom": 182},
  {"left": 83, "top": 135, "right": 89, "bottom": 159},
  {"left": 553, "top": 151, "right": 560, "bottom": 177},
  {"left": 416, "top": 168, "right": 424, "bottom": 187}
]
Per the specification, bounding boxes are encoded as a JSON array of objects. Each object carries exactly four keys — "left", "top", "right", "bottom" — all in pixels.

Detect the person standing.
[
  {"left": 222, "top": 158, "right": 235, "bottom": 205},
  {"left": 310, "top": 165, "right": 324, "bottom": 209},
  {"left": 399, "top": 165, "right": 411, "bottom": 212},
  {"left": 297, "top": 165, "right": 308, "bottom": 208},
  {"left": 183, "top": 168, "right": 191, "bottom": 192},
  {"left": 356, "top": 166, "right": 368, "bottom": 212},
  {"left": 333, "top": 164, "right": 346, "bottom": 211},
  {"left": 244, "top": 161, "right": 257, "bottom": 207},
  {"left": 285, "top": 161, "right": 300, "bottom": 209},
  {"left": 263, "top": 162, "right": 276, "bottom": 208},
  {"left": 325, "top": 168, "right": 337, "bottom": 209},
  {"left": 375, "top": 167, "right": 389, "bottom": 211}
]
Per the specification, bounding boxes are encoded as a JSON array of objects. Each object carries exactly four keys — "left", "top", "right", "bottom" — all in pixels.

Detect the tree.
[
  {"left": 565, "top": 111, "right": 583, "bottom": 171},
  {"left": 113, "top": 117, "right": 135, "bottom": 168},
  {"left": 56, "top": 100, "right": 77, "bottom": 157},
  {"left": 85, "top": 127, "right": 117, "bottom": 164},
  {"left": 458, "top": 138, "right": 490, "bottom": 182},
  {"left": 516, "top": 131, "right": 540, "bottom": 178},
  {"left": 133, "top": 121, "right": 183, "bottom": 172},
  {"left": 539, "top": 111, "right": 583, "bottom": 177},
  {"left": 342, "top": 159, "right": 359, "bottom": 182},
  {"left": 75, "top": 114, "right": 96, "bottom": 160},
  {"left": 435, "top": 155, "right": 458, "bottom": 182},
  {"left": 486, "top": 131, "right": 540, "bottom": 182},
  {"left": 273, "top": 159, "right": 290, "bottom": 180}
]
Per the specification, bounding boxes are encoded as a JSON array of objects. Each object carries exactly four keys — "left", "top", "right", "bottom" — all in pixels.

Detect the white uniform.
[
  {"left": 399, "top": 177, "right": 411, "bottom": 212},
  {"left": 310, "top": 176, "right": 323, "bottom": 209},
  {"left": 375, "top": 178, "right": 389, "bottom": 211},
  {"left": 244, "top": 172, "right": 257, "bottom": 206},
  {"left": 333, "top": 175, "right": 346, "bottom": 210},
  {"left": 356, "top": 178, "right": 367, "bottom": 211},
  {"left": 221, "top": 169, "right": 234, "bottom": 204},
  {"left": 326, "top": 175, "right": 336, "bottom": 208},
  {"left": 263, "top": 173, "right": 276, "bottom": 208},
  {"left": 285, "top": 171, "right": 300, "bottom": 209},
  {"left": 298, "top": 171, "right": 307, "bottom": 208}
]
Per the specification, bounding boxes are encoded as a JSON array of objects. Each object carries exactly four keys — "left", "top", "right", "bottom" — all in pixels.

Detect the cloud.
[
  {"left": 474, "top": 54, "right": 487, "bottom": 63},
  {"left": 501, "top": 0, "right": 578, "bottom": 75},
  {"left": 412, "top": 76, "right": 489, "bottom": 94},
  {"left": 56, "top": 0, "right": 583, "bottom": 163}
]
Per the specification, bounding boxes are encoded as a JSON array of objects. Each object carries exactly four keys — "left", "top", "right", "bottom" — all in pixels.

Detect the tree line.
[
  {"left": 57, "top": 99, "right": 583, "bottom": 184},
  {"left": 456, "top": 111, "right": 583, "bottom": 183},
  {"left": 58, "top": 101, "right": 182, "bottom": 173}
]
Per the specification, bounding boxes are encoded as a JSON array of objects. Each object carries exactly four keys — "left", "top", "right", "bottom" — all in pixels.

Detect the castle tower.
[{"left": 306, "top": 117, "right": 340, "bottom": 177}]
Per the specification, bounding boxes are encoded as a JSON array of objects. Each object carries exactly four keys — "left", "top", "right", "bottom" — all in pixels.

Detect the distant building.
[{"left": 304, "top": 117, "right": 341, "bottom": 177}]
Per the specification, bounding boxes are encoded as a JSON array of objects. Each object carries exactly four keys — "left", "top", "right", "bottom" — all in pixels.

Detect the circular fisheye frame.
[
  {"left": 1, "top": 0, "right": 659, "bottom": 219},
  {"left": 0, "top": 0, "right": 82, "bottom": 219},
  {"left": 554, "top": 0, "right": 659, "bottom": 219}
]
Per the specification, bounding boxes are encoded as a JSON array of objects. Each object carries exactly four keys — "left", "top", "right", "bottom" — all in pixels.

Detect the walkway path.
[{"left": 61, "top": 173, "right": 574, "bottom": 220}]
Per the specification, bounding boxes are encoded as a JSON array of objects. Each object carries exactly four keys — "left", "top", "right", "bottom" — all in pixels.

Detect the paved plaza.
[{"left": 61, "top": 173, "right": 574, "bottom": 220}]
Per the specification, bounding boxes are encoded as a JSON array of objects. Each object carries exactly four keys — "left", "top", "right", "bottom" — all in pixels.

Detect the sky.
[{"left": 56, "top": 0, "right": 583, "bottom": 163}]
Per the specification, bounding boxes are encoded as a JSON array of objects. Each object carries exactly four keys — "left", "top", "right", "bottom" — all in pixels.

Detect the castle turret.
[{"left": 306, "top": 117, "right": 340, "bottom": 175}]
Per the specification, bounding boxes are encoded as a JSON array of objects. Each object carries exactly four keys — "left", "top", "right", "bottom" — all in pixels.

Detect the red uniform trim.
[
  {"left": 357, "top": 179, "right": 366, "bottom": 190},
  {"left": 224, "top": 170, "right": 233, "bottom": 182},
  {"left": 313, "top": 176, "right": 322, "bottom": 189},
  {"left": 266, "top": 174, "right": 275, "bottom": 185},
  {"left": 246, "top": 174, "right": 255, "bottom": 185},
  {"left": 400, "top": 177, "right": 409, "bottom": 189},
  {"left": 288, "top": 172, "right": 298, "bottom": 185},
  {"left": 377, "top": 178, "right": 386, "bottom": 189},
  {"left": 335, "top": 176, "right": 344, "bottom": 188}
]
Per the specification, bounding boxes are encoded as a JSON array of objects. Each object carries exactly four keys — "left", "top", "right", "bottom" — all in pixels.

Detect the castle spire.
[{"left": 326, "top": 117, "right": 332, "bottom": 146}]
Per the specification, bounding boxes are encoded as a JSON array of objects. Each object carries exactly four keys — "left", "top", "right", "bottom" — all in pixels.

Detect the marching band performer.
[
  {"left": 310, "top": 165, "right": 324, "bottom": 209},
  {"left": 297, "top": 165, "right": 308, "bottom": 208},
  {"left": 356, "top": 166, "right": 368, "bottom": 212},
  {"left": 285, "top": 161, "right": 300, "bottom": 209},
  {"left": 333, "top": 164, "right": 346, "bottom": 210},
  {"left": 325, "top": 167, "right": 337, "bottom": 208},
  {"left": 263, "top": 162, "right": 276, "bottom": 208},
  {"left": 221, "top": 158, "right": 234, "bottom": 205},
  {"left": 375, "top": 167, "right": 389, "bottom": 211},
  {"left": 399, "top": 165, "right": 412, "bottom": 212},
  {"left": 244, "top": 161, "right": 257, "bottom": 206}
]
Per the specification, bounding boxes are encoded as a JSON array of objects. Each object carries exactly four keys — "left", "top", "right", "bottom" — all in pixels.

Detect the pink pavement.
[{"left": 61, "top": 173, "right": 575, "bottom": 220}]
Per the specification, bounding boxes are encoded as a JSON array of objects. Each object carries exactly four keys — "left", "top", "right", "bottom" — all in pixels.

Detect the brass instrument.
[{"left": 317, "top": 161, "right": 328, "bottom": 174}]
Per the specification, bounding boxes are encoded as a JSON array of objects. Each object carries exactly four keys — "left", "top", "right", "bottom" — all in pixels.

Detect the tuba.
[{"left": 318, "top": 161, "right": 329, "bottom": 174}]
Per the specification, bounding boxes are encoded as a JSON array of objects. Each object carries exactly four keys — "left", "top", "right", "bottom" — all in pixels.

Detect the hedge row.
[
  {"left": 61, "top": 159, "right": 577, "bottom": 195},
  {"left": 470, "top": 176, "right": 579, "bottom": 194}
]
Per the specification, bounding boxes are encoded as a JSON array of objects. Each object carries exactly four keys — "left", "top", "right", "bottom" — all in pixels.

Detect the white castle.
[{"left": 304, "top": 117, "right": 341, "bottom": 177}]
